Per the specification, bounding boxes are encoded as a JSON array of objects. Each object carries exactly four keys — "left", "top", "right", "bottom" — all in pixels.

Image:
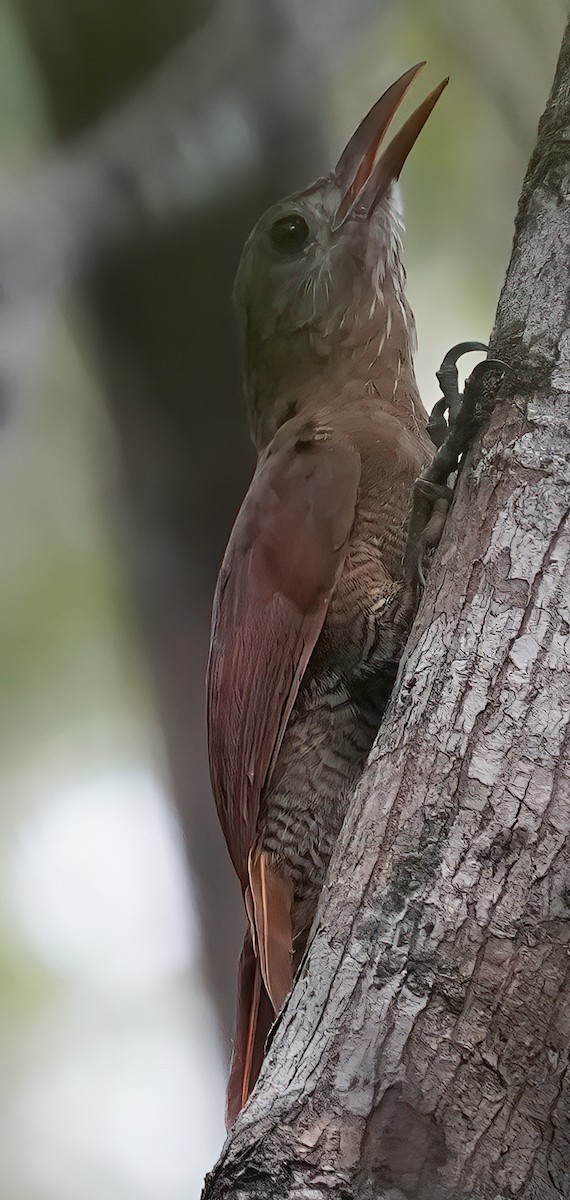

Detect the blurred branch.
[
  {"left": 0, "top": 0, "right": 384, "bottom": 406},
  {"left": 11, "top": 0, "right": 385, "bottom": 257},
  {"left": 9, "top": 0, "right": 385, "bottom": 1044}
]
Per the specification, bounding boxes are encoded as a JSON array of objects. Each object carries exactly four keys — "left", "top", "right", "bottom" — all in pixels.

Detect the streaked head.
[{"left": 234, "top": 64, "right": 447, "bottom": 431}]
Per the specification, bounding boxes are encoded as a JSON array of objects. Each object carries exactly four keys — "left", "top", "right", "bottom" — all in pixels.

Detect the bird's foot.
[
  {"left": 405, "top": 479, "right": 453, "bottom": 588},
  {"left": 404, "top": 343, "right": 507, "bottom": 587},
  {"left": 426, "top": 340, "right": 487, "bottom": 448}
]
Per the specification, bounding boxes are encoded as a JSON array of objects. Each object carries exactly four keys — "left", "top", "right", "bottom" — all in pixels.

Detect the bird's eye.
[{"left": 270, "top": 214, "right": 310, "bottom": 255}]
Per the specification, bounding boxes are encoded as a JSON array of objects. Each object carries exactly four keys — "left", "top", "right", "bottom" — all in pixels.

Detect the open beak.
[{"left": 333, "top": 64, "right": 449, "bottom": 230}]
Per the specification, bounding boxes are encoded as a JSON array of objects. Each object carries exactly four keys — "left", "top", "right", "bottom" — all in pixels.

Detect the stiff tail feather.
[
  {"left": 248, "top": 849, "right": 293, "bottom": 1013},
  {"left": 226, "top": 929, "right": 275, "bottom": 1129}
]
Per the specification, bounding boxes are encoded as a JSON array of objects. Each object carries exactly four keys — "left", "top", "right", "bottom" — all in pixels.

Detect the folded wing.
[{"left": 207, "top": 423, "right": 361, "bottom": 888}]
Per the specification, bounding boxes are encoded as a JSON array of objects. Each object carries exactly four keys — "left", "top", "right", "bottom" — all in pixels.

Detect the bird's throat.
[{"left": 246, "top": 316, "right": 421, "bottom": 452}]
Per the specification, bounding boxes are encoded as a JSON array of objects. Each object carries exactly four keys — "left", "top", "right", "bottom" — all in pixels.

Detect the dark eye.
[{"left": 270, "top": 214, "right": 310, "bottom": 255}]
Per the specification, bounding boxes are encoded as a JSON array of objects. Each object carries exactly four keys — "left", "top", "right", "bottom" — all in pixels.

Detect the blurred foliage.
[
  {"left": 13, "top": 0, "right": 208, "bottom": 136},
  {"left": 0, "top": 1, "right": 46, "bottom": 153},
  {"left": 0, "top": 325, "right": 149, "bottom": 757}
]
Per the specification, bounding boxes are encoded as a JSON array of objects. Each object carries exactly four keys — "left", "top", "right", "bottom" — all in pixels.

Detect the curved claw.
[
  {"left": 464, "top": 358, "right": 509, "bottom": 400},
  {"left": 467, "top": 357, "right": 509, "bottom": 377},
  {"left": 436, "top": 341, "right": 488, "bottom": 388},
  {"left": 438, "top": 341, "right": 489, "bottom": 372},
  {"left": 429, "top": 344, "right": 507, "bottom": 454},
  {"left": 426, "top": 396, "right": 450, "bottom": 448},
  {"left": 435, "top": 343, "right": 490, "bottom": 431}
]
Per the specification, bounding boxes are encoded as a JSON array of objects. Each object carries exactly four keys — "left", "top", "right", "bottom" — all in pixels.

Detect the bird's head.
[{"left": 234, "top": 64, "right": 448, "bottom": 447}]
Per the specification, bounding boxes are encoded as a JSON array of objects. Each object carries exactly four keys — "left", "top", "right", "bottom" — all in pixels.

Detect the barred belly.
[{"left": 256, "top": 673, "right": 381, "bottom": 938}]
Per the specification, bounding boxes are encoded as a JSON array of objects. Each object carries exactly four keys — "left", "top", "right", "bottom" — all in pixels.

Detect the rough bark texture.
[{"left": 203, "top": 19, "right": 570, "bottom": 1200}]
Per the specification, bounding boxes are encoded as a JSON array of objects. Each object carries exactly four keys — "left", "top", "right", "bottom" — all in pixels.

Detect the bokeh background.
[{"left": 0, "top": 1, "right": 565, "bottom": 1196}]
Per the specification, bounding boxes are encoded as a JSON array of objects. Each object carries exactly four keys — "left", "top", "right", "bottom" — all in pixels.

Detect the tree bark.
[{"left": 203, "top": 18, "right": 570, "bottom": 1200}]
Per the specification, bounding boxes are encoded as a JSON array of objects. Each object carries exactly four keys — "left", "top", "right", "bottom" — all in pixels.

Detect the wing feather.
[{"left": 207, "top": 423, "right": 360, "bottom": 886}]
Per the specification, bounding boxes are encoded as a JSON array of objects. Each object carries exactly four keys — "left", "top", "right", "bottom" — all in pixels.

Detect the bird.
[{"left": 207, "top": 63, "right": 447, "bottom": 1126}]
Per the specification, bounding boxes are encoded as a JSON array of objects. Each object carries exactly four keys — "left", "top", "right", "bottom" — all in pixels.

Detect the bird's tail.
[{"left": 226, "top": 929, "right": 275, "bottom": 1129}]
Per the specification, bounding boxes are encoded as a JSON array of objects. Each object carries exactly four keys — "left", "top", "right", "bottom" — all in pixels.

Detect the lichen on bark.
[{"left": 203, "top": 18, "right": 570, "bottom": 1200}]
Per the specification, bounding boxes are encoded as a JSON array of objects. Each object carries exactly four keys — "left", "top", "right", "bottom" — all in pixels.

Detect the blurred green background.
[{"left": 0, "top": 1, "right": 565, "bottom": 1196}]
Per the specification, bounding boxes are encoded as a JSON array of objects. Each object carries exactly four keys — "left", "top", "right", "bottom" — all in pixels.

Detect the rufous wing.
[
  {"left": 208, "top": 421, "right": 360, "bottom": 1119},
  {"left": 207, "top": 422, "right": 361, "bottom": 888}
]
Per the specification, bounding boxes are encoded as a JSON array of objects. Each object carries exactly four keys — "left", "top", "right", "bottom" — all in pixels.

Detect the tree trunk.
[{"left": 203, "top": 18, "right": 570, "bottom": 1200}]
